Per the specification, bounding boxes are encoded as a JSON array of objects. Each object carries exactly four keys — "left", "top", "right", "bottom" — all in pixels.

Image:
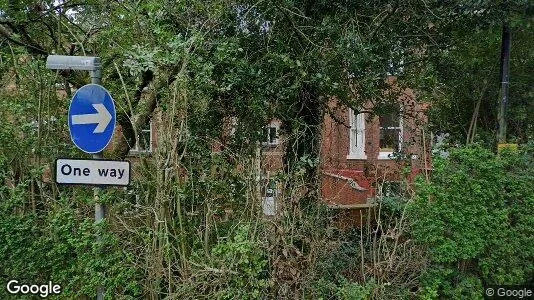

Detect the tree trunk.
[
  {"left": 282, "top": 84, "right": 324, "bottom": 199},
  {"left": 497, "top": 20, "right": 511, "bottom": 143}
]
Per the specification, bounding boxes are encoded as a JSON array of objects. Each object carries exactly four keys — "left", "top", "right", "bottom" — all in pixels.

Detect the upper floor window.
[
  {"left": 262, "top": 120, "right": 279, "bottom": 147},
  {"left": 347, "top": 109, "right": 366, "bottom": 159},
  {"left": 130, "top": 121, "right": 153, "bottom": 154},
  {"left": 379, "top": 106, "right": 403, "bottom": 159}
]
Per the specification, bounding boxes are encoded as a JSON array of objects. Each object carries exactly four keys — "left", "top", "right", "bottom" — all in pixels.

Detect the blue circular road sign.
[{"left": 68, "top": 84, "right": 116, "bottom": 154}]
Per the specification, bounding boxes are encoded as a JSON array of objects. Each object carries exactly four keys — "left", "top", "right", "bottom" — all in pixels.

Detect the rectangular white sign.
[{"left": 56, "top": 158, "right": 130, "bottom": 186}]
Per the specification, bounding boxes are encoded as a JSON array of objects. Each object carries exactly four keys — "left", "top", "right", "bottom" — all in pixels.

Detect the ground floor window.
[
  {"left": 261, "top": 178, "right": 278, "bottom": 216},
  {"left": 130, "top": 121, "right": 153, "bottom": 154}
]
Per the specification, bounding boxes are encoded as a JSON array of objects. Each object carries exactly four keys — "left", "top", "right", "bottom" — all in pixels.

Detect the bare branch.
[{"left": 0, "top": 24, "right": 47, "bottom": 55}]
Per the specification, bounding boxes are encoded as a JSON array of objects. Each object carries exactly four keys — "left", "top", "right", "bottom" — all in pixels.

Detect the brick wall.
[{"left": 320, "top": 84, "right": 431, "bottom": 207}]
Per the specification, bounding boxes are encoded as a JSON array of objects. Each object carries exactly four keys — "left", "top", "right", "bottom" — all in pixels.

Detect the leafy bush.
[
  {"left": 172, "top": 224, "right": 269, "bottom": 299},
  {"left": 409, "top": 144, "right": 534, "bottom": 298},
  {"left": 210, "top": 224, "right": 269, "bottom": 299},
  {"left": 0, "top": 190, "right": 141, "bottom": 299},
  {"left": 311, "top": 275, "right": 375, "bottom": 300}
]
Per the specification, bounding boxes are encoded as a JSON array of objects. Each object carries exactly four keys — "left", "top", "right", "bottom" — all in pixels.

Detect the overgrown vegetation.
[
  {"left": 410, "top": 144, "right": 534, "bottom": 299},
  {"left": 1, "top": 0, "right": 532, "bottom": 299}
]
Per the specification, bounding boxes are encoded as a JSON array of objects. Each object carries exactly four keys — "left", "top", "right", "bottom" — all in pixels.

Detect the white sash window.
[{"left": 347, "top": 109, "right": 367, "bottom": 159}]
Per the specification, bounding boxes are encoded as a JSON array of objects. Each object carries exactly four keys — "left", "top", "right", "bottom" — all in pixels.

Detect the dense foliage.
[
  {"left": 410, "top": 145, "right": 534, "bottom": 298},
  {"left": 0, "top": 0, "right": 532, "bottom": 299}
]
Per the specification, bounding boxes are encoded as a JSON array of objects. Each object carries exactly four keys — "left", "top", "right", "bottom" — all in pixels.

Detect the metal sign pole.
[
  {"left": 47, "top": 55, "right": 119, "bottom": 300},
  {"left": 91, "top": 69, "right": 105, "bottom": 300}
]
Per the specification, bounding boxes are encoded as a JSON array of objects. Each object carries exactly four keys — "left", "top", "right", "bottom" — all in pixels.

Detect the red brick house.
[
  {"left": 259, "top": 77, "right": 431, "bottom": 223},
  {"left": 321, "top": 86, "right": 430, "bottom": 202},
  {"left": 5, "top": 60, "right": 430, "bottom": 223},
  {"left": 121, "top": 77, "right": 431, "bottom": 223}
]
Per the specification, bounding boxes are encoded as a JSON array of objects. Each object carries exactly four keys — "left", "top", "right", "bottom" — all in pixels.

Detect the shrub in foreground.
[{"left": 410, "top": 144, "right": 534, "bottom": 298}]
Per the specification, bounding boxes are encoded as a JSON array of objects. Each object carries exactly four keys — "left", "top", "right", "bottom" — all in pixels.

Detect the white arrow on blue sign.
[{"left": 68, "top": 84, "right": 116, "bottom": 153}]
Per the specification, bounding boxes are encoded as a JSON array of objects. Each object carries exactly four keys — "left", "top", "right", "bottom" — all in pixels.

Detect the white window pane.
[{"left": 348, "top": 108, "right": 366, "bottom": 159}]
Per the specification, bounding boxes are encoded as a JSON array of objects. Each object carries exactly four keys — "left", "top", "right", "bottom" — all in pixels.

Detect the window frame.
[
  {"left": 347, "top": 108, "right": 367, "bottom": 160},
  {"left": 261, "top": 177, "right": 278, "bottom": 216},
  {"left": 378, "top": 106, "right": 403, "bottom": 160},
  {"left": 262, "top": 120, "right": 280, "bottom": 147},
  {"left": 129, "top": 121, "right": 153, "bottom": 155}
]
